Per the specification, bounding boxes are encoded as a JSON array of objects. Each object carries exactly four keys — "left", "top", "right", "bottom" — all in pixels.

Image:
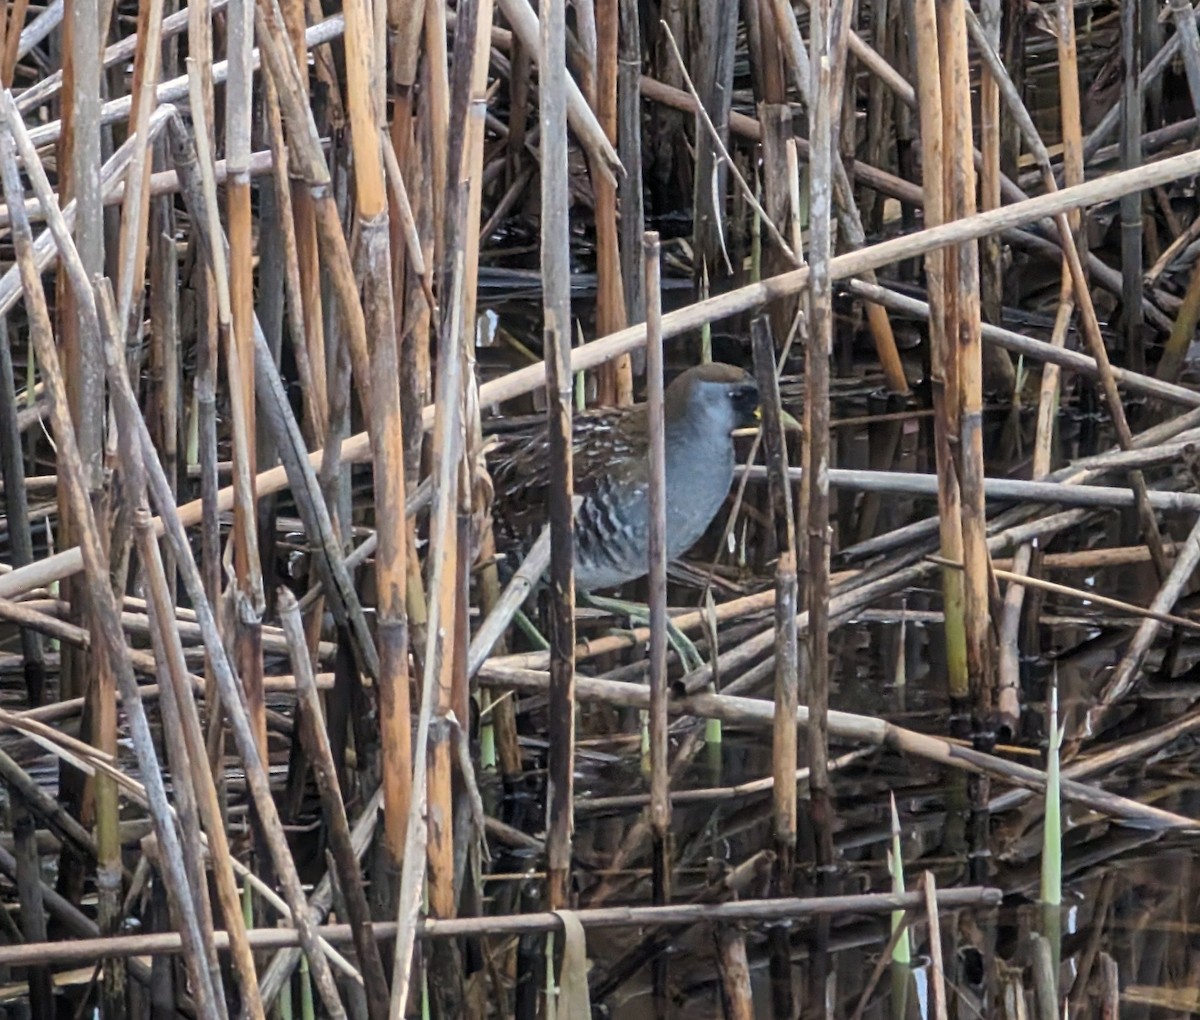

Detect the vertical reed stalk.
[
  {"left": 345, "top": 0, "right": 412, "bottom": 887},
  {"left": 389, "top": 257, "right": 466, "bottom": 1018},
  {"left": 114, "top": 0, "right": 164, "bottom": 339},
  {"left": 281, "top": 0, "right": 329, "bottom": 441},
  {"left": 423, "top": 0, "right": 450, "bottom": 264},
  {"left": 806, "top": 0, "right": 833, "bottom": 844},
  {"left": 618, "top": 0, "right": 645, "bottom": 324},
  {"left": 990, "top": 0, "right": 1084, "bottom": 721},
  {"left": 592, "top": 0, "right": 631, "bottom": 405},
  {"left": 12, "top": 802, "right": 52, "bottom": 1020},
  {"left": 225, "top": 0, "right": 267, "bottom": 765},
  {"left": 913, "top": 0, "right": 967, "bottom": 702},
  {"left": 429, "top": 6, "right": 495, "bottom": 1006},
  {"left": 978, "top": 0, "right": 1002, "bottom": 329},
  {"left": 643, "top": 231, "right": 670, "bottom": 1015},
  {"left": 147, "top": 196, "right": 179, "bottom": 594},
  {"left": 1120, "top": 0, "right": 1144, "bottom": 370},
  {"left": 187, "top": 2, "right": 223, "bottom": 792},
  {"left": 770, "top": 550, "right": 798, "bottom": 1017},
  {"left": 941, "top": 0, "right": 992, "bottom": 709},
  {"left": 58, "top": 0, "right": 107, "bottom": 930},
  {"left": 540, "top": 0, "right": 576, "bottom": 922},
  {"left": 0, "top": 320, "right": 42, "bottom": 707}
]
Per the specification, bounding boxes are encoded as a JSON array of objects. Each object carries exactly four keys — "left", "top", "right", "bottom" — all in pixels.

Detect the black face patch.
[{"left": 729, "top": 380, "right": 761, "bottom": 426}]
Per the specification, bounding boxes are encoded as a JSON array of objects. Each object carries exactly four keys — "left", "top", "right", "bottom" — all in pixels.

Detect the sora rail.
[{"left": 489, "top": 362, "right": 760, "bottom": 591}]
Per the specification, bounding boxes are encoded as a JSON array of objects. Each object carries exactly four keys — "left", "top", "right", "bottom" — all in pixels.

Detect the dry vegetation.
[{"left": 0, "top": 0, "right": 1197, "bottom": 1015}]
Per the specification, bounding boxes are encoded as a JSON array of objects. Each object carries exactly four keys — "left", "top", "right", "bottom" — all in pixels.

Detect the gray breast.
[
  {"left": 569, "top": 415, "right": 738, "bottom": 591},
  {"left": 663, "top": 439, "right": 736, "bottom": 563}
]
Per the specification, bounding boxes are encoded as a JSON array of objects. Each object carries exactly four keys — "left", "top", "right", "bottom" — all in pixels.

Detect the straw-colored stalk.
[
  {"left": 423, "top": 0, "right": 450, "bottom": 262},
  {"left": 432, "top": 0, "right": 495, "bottom": 940},
  {"left": 225, "top": 0, "right": 267, "bottom": 760},
  {"left": 592, "top": 0, "right": 631, "bottom": 405},
  {"left": 938, "top": 0, "right": 991, "bottom": 707},
  {"left": 346, "top": 0, "right": 412, "bottom": 884},
  {"left": 281, "top": 0, "right": 328, "bottom": 440},
  {"left": 134, "top": 505, "right": 265, "bottom": 1020},
  {"left": 643, "top": 230, "right": 670, "bottom": 879},
  {"left": 913, "top": 0, "right": 967, "bottom": 700}
]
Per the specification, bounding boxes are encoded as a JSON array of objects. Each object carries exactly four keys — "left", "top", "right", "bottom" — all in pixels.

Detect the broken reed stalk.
[
  {"left": 998, "top": 290, "right": 1074, "bottom": 718},
  {"left": 540, "top": 0, "right": 576, "bottom": 920},
  {"left": 467, "top": 527, "right": 551, "bottom": 678},
  {"left": 1086, "top": 512, "right": 1200, "bottom": 736},
  {"left": 643, "top": 232, "right": 671, "bottom": 912},
  {"left": 845, "top": 279, "right": 1200, "bottom": 408},
  {"left": 923, "top": 872, "right": 950, "bottom": 1020}
]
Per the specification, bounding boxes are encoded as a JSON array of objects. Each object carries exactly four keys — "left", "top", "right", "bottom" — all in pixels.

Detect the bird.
[{"left": 487, "top": 362, "right": 761, "bottom": 592}]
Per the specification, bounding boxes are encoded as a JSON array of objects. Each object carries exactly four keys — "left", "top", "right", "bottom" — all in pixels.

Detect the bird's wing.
[{"left": 487, "top": 405, "right": 647, "bottom": 548}]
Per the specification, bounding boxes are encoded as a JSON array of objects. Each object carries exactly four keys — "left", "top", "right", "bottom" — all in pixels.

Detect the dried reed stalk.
[
  {"left": 539, "top": 0, "right": 577, "bottom": 920},
  {"left": 592, "top": 0, "right": 631, "bottom": 405},
  {"left": 478, "top": 665, "right": 1198, "bottom": 829},
  {"left": 346, "top": 0, "right": 412, "bottom": 884},
  {"left": 280, "top": 592, "right": 389, "bottom": 1020},
  {"left": 0, "top": 102, "right": 223, "bottom": 1020},
  {"left": 940, "top": 0, "right": 992, "bottom": 710},
  {"left": 643, "top": 232, "right": 671, "bottom": 913},
  {"left": 914, "top": 0, "right": 967, "bottom": 701},
  {"left": 806, "top": 3, "right": 834, "bottom": 848}
]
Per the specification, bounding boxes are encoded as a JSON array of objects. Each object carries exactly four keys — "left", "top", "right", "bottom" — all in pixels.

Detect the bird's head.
[{"left": 665, "top": 362, "right": 761, "bottom": 435}]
